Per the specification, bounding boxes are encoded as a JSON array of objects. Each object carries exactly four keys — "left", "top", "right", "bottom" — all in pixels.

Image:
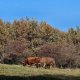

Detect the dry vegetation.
[
  {"left": 0, "top": 64, "right": 80, "bottom": 80},
  {"left": 0, "top": 18, "right": 80, "bottom": 80},
  {"left": 0, "top": 18, "right": 80, "bottom": 68}
]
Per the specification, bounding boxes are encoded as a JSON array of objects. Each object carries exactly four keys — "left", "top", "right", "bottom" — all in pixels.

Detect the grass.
[{"left": 0, "top": 64, "right": 80, "bottom": 80}]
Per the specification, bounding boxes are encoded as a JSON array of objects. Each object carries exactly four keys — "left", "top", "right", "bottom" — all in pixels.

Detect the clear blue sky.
[{"left": 0, "top": 0, "right": 80, "bottom": 31}]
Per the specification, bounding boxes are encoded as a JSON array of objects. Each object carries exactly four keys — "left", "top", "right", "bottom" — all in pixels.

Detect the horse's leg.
[{"left": 43, "top": 63, "right": 47, "bottom": 69}]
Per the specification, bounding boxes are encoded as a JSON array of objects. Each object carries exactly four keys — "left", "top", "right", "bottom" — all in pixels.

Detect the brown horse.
[
  {"left": 23, "top": 57, "right": 40, "bottom": 68},
  {"left": 23, "top": 57, "right": 56, "bottom": 68},
  {"left": 39, "top": 57, "right": 56, "bottom": 69}
]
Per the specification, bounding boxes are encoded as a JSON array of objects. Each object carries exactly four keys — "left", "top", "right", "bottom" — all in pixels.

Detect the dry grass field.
[{"left": 0, "top": 64, "right": 80, "bottom": 80}]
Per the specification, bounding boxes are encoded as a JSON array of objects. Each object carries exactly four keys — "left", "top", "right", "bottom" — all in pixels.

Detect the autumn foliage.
[{"left": 0, "top": 18, "right": 80, "bottom": 68}]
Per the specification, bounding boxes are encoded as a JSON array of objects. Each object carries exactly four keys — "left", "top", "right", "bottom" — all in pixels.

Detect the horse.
[
  {"left": 23, "top": 57, "right": 40, "bottom": 68},
  {"left": 39, "top": 57, "right": 56, "bottom": 69}
]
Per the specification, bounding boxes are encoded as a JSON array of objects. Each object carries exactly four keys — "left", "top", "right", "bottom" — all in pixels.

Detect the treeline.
[{"left": 0, "top": 18, "right": 80, "bottom": 68}]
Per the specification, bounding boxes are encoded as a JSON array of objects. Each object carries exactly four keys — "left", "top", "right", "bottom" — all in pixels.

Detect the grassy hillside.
[{"left": 0, "top": 64, "right": 80, "bottom": 80}]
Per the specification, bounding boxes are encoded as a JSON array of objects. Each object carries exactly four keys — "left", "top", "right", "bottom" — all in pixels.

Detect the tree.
[{"left": 39, "top": 22, "right": 53, "bottom": 42}]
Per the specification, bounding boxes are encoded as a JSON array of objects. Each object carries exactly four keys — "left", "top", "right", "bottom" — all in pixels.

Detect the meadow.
[{"left": 0, "top": 64, "right": 80, "bottom": 80}]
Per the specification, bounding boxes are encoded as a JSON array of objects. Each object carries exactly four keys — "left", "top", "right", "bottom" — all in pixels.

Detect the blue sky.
[{"left": 0, "top": 0, "right": 80, "bottom": 31}]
